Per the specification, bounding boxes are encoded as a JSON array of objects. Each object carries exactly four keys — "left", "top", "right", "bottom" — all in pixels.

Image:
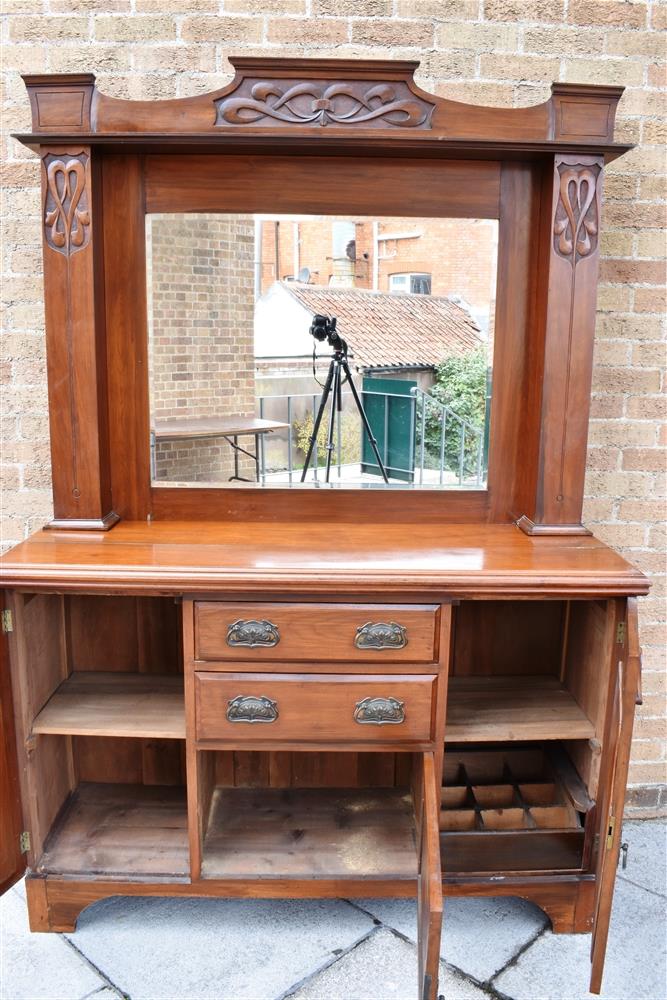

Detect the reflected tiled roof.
[{"left": 283, "top": 282, "right": 483, "bottom": 369}]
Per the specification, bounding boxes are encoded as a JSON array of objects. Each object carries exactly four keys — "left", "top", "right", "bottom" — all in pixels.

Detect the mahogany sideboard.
[{"left": 0, "top": 58, "right": 649, "bottom": 999}]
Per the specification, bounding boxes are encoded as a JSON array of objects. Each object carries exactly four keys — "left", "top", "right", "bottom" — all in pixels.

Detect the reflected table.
[{"left": 151, "top": 417, "right": 290, "bottom": 483}]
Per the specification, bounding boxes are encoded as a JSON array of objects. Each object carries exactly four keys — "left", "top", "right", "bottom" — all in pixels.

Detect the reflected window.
[
  {"left": 389, "top": 272, "right": 432, "bottom": 295},
  {"left": 146, "top": 215, "right": 497, "bottom": 491}
]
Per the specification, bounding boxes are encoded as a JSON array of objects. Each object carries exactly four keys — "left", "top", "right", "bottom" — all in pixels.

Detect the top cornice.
[{"left": 16, "top": 57, "right": 629, "bottom": 160}]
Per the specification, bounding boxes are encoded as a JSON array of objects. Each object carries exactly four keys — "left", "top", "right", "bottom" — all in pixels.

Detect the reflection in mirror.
[{"left": 146, "top": 214, "right": 497, "bottom": 489}]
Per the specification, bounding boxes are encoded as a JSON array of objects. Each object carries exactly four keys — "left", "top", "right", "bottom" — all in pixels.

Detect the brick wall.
[
  {"left": 1, "top": 1, "right": 664, "bottom": 813},
  {"left": 147, "top": 213, "right": 256, "bottom": 482},
  {"left": 260, "top": 217, "right": 497, "bottom": 325}
]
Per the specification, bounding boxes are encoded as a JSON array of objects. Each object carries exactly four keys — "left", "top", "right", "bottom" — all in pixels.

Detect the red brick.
[
  {"left": 600, "top": 259, "right": 667, "bottom": 285},
  {"left": 484, "top": 0, "right": 565, "bottom": 20},
  {"left": 618, "top": 499, "right": 667, "bottom": 521},
  {"left": 353, "top": 19, "right": 434, "bottom": 47},
  {"left": 568, "top": 0, "right": 648, "bottom": 28},
  {"left": 633, "top": 288, "right": 667, "bottom": 313},
  {"left": 268, "top": 18, "right": 348, "bottom": 45},
  {"left": 647, "top": 62, "right": 667, "bottom": 88},
  {"left": 180, "top": 16, "right": 263, "bottom": 43},
  {"left": 625, "top": 396, "right": 667, "bottom": 420},
  {"left": 603, "top": 201, "right": 665, "bottom": 229},
  {"left": 622, "top": 448, "right": 666, "bottom": 471}
]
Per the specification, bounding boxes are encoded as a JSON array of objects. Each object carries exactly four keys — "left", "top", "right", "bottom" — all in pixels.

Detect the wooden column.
[
  {"left": 517, "top": 154, "right": 604, "bottom": 536},
  {"left": 23, "top": 74, "right": 116, "bottom": 529},
  {"left": 40, "top": 146, "right": 116, "bottom": 529}
]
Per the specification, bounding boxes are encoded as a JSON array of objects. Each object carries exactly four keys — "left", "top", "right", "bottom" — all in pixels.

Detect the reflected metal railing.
[
  {"left": 411, "top": 386, "right": 485, "bottom": 487},
  {"left": 257, "top": 386, "right": 487, "bottom": 487}
]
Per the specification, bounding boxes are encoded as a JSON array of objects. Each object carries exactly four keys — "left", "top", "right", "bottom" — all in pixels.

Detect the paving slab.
[
  {"left": 81, "top": 991, "right": 124, "bottom": 999},
  {"left": 288, "top": 926, "right": 488, "bottom": 1000},
  {"left": 494, "top": 878, "right": 667, "bottom": 1000},
  {"left": 353, "top": 894, "right": 547, "bottom": 981},
  {"left": 11, "top": 878, "right": 25, "bottom": 899},
  {"left": 65, "top": 895, "right": 374, "bottom": 1000},
  {"left": 618, "top": 819, "right": 667, "bottom": 896},
  {"left": 0, "top": 888, "right": 105, "bottom": 1000}
]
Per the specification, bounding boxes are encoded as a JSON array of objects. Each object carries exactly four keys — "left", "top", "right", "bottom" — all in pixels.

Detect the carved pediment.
[
  {"left": 214, "top": 76, "right": 435, "bottom": 130},
  {"left": 19, "top": 58, "right": 626, "bottom": 153}
]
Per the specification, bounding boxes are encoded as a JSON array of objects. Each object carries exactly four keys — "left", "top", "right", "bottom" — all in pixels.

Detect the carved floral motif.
[
  {"left": 43, "top": 154, "right": 90, "bottom": 256},
  {"left": 215, "top": 81, "right": 433, "bottom": 129},
  {"left": 553, "top": 164, "right": 599, "bottom": 266}
]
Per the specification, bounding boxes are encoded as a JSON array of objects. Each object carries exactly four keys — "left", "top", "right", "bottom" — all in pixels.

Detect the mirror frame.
[{"left": 18, "top": 57, "right": 626, "bottom": 533}]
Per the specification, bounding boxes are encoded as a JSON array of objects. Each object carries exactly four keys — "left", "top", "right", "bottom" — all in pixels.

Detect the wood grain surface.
[
  {"left": 194, "top": 671, "right": 436, "bottom": 744},
  {"left": 32, "top": 673, "right": 185, "bottom": 740},
  {"left": 0, "top": 521, "right": 648, "bottom": 596},
  {"left": 201, "top": 786, "right": 418, "bottom": 879},
  {"left": 194, "top": 602, "right": 437, "bottom": 663}
]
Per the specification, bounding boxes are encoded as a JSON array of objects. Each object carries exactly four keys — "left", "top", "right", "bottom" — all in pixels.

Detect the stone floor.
[{"left": 1, "top": 821, "right": 665, "bottom": 1000}]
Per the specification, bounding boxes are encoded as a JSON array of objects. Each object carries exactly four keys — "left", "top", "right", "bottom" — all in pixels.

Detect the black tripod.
[{"left": 300, "top": 319, "right": 388, "bottom": 484}]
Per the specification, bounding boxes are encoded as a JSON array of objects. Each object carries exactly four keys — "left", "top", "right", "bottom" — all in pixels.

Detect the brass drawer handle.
[
  {"left": 354, "top": 621, "right": 408, "bottom": 650},
  {"left": 354, "top": 696, "right": 405, "bottom": 726},
  {"left": 226, "top": 619, "right": 280, "bottom": 648},
  {"left": 226, "top": 695, "right": 279, "bottom": 724}
]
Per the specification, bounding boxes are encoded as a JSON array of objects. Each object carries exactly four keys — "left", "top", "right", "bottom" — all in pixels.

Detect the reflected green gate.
[{"left": 361, "top": 376, "right": 417, "bottom": 483}]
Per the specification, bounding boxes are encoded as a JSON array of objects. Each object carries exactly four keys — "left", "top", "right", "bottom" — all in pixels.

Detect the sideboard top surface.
[{"left": 0, "top": 521, "right": 648, "bottom": 598}]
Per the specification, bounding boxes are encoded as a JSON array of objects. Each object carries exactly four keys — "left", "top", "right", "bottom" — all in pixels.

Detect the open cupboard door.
[
  {"left": 417, "top": 752, "right": 443, "bottom": 1000},
  {"left": 0, "top": 623, "right": 25, "bottom": 895},
  {"left": 589, "top": 597, "right": 642, "bottom": 994}
]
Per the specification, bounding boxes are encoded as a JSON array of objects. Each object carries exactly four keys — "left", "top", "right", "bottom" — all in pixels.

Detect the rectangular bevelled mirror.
[{"left": 146, "top": 214, "right": 498, "bottom": 490}]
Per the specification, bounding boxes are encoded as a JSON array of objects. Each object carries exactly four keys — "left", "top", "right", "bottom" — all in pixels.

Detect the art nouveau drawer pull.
[
  {"left": 354, "top": 696, "right": 405, "bottom": 725},
  {"left": 354, "top": 621, "right": 408, "bottom": 650},
  {"left": 226, "top": 695, "right": 279, "bottom": 724},
  {"left": 226, "top": 619, "right": 280, "bottom": 648}
]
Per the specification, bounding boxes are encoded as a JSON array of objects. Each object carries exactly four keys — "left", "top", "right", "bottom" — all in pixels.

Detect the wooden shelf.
[
  {"left": 32, "top": 672, "right": 185, "bottom": 740},
  {"left": 201, "top": 787, "right": 418, "bottom": 880},
  {"left": 38, "top": 782, "right": 189, "bottom": 877},
  {"left": 446, "top": 676, "right": 595, "bottom": 743}
]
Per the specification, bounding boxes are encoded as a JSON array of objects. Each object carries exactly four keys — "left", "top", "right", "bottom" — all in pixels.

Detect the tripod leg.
[
  {"left": 324, "top": 361, "right": 340, "bottom": 483},
  {"left": 300, "top": 359, "right": 335, "bottom": 482},
  {"left": 343, "top": 361, "right": 389, "bottom": 483}
]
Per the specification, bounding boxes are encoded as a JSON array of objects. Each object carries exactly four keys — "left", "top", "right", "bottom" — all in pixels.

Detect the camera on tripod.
[
  {"left": 301, "top": 313, "right": 388, "bottom": 484},
  {"left": 309, "top": 313, "right": 347, "bottom": 355}
]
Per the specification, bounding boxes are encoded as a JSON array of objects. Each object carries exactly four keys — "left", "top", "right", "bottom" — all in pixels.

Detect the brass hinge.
[
  {"left": 616, "top": 621, "right": 626, "bottom": 645},
  {"left": 19, "top": 831, "right": 30, "bottom": 853},
  {"left": 606, "top": 816, "right": 616, "bottom": 850},
  {"left": 1, "top": 609, "right": 13, "bottom": 633}
]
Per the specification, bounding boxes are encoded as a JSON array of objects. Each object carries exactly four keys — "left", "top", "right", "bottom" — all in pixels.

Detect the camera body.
[{"left": 309, "top": 313, "right": 347, "bottom": 354}]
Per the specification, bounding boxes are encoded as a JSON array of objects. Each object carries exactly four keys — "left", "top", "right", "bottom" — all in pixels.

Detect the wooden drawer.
[
  {"left": 194, "top": 671, "right": 436, "bottom": 743},
  {"left": 193, "top": 602, "right": 438, "bottom": 663}
]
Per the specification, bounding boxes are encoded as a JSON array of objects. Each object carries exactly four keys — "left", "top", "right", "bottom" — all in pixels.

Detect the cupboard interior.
[
  {"left": 15, "top": 594, "right": 610, "bottom": 880},
  {"left": 440, "top": 743, "right": 594, "bottom": 875},
  {"left": 16, "top": 593, "right": 187, "bottom": 877},
  {"left": 196, "top": 749, "right": 423, "bottom": 880}
]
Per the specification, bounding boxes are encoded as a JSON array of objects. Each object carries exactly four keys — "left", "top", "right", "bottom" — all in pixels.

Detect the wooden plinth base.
[
  {"left": 26, "top": 873, "right": 595, "bottom": 936},
  {"left": 442, "top": 876, "right": 596, "bottom": 934},
  {"left": 46, "top": 512, "right": 120, "bottom": 531},
  {"left": 516, "top": 516, "right": 593, "bottom": 537}
]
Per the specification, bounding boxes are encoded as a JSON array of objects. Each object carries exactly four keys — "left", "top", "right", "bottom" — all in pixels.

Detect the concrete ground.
[{"left": 1, "top": 821, "right": 665, "bottom": 1000}]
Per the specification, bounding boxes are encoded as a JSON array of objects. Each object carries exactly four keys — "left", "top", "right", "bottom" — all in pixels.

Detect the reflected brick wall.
[{"left": 147, "top": 214, "right": 256, "bottom": 482}]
